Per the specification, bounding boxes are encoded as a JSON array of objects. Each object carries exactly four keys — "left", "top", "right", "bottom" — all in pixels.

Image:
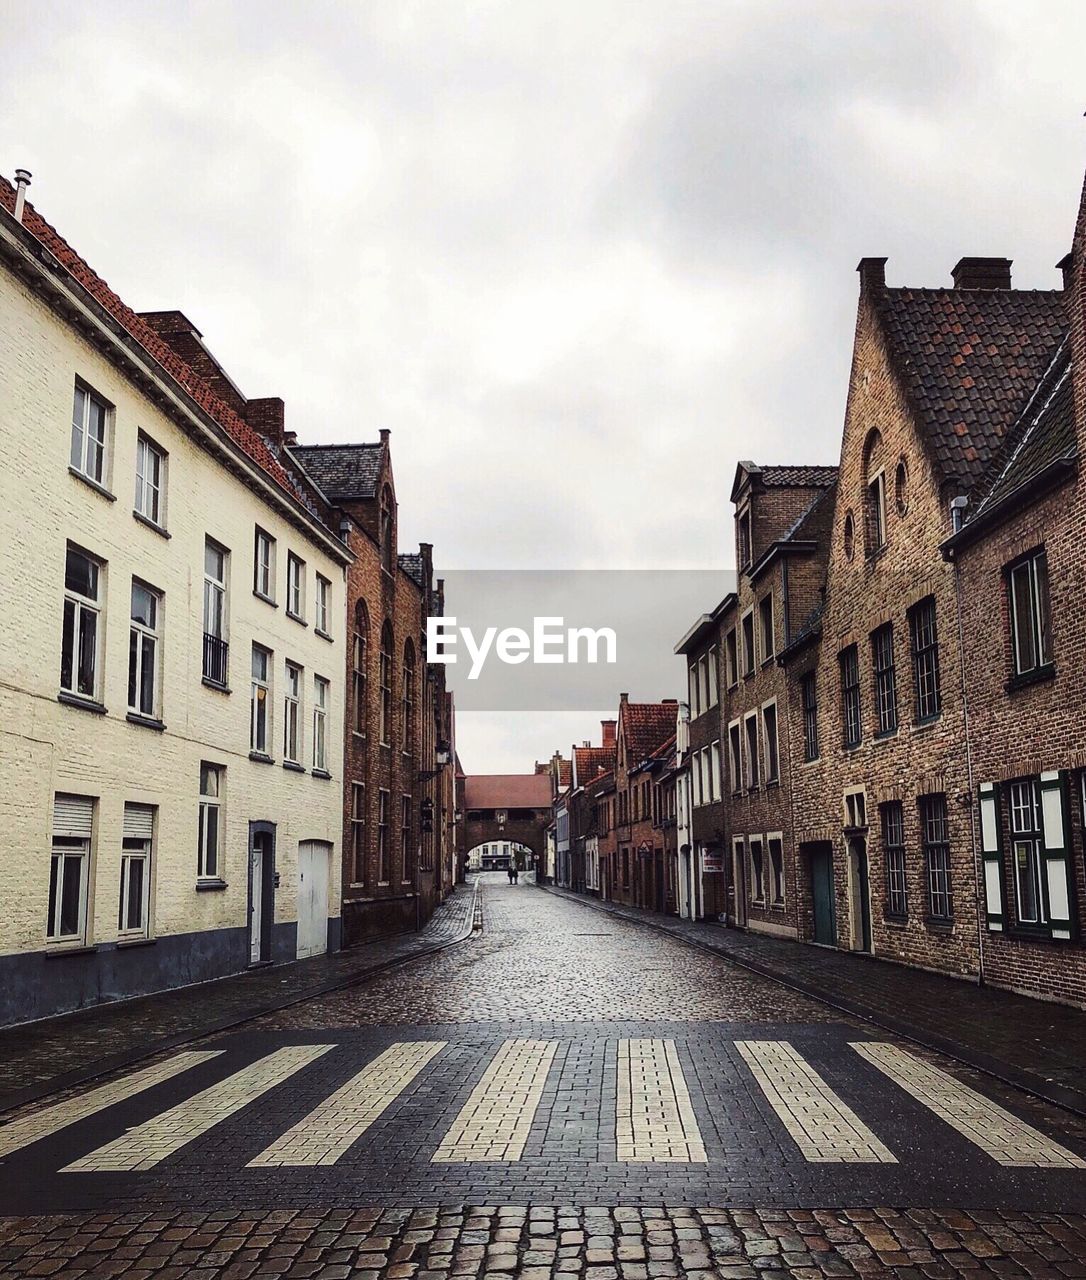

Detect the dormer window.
[
  {"left": 866, "top": 472, "right": 886, "bottom": 553},
  {"left": 738, "top": 509, "right": 752, "bottom": 570}
]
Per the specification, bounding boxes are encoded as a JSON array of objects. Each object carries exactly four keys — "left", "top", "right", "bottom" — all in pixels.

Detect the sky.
[{"left": 3, "top": 1, "right": 1085, "bottom": 772}]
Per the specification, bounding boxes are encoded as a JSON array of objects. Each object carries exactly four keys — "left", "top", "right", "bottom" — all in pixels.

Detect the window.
[
  {"left": 49, "top": 794, "right": 93, "bottom": 943},
  {"left": 134, "top": 435, "right": 165, "bottom": 526},
  {"left": 1009, "top": 779, "right": 1046, "bottom": 926},
  {"left": 1008, "top": 550, "right": 1051, "bottom": 677},
  {"left": 351, "top": 782, "right": 366, "bottom": 882},
  {"left": 750, "top": 837, "right": 765, "bottom": 904},
  {"left": 198, "top": 764, "right": 223, "bottom": 880},
  {"left": 728, "top": 722, "right": 742, "bottom": 794},
  {"left": 738, "top": 509, "right": 752, "bottom": 569},
  {"left": 744, "top": 713, "right": 759, "bottom": 789},
  {"left": 708, "top": 645, "right": 719, "bottom": 706},
  {"left": 401, "top": 642, "right": 416, "bottom": 755},
  {"left": 768, "top": 836, "right": 785, "bottom": 906},
  {"left": 920, "top": 793, "right": 952, "bottom": 920},
  {"left": 286, "top": 553, "right": 305, "bottom": 621},
  {"left": 250, "top": 646, "right": 271, "bottom": 755},
  {"left": 254, "top": 528, "right": 276, "bottom": 602},
  {"left": 284, "top": 662, "right": 302, "bottom": 764},
  {"left": 710, "top": 740, "right": 722, "bottom": 802},
  {"left": 909, "top": 597, "right": 941, "bottom": 721},
  {"left": 762, "top": 703, "right": 779, "bottom": 783},
  {"left": 378, "top": 790, "right": 390, "bottom": 882},
  {"left": 120, "top": 804, "right": 154, "bottom": 938},
  {"left": 894, "top": 459, "right": 909, "bottom": 515},
  {"left": 882, "top": 802, "right": 907, "bottom": 918},
  {"left": 844, "top": 788, "right": 867, "bottom": 830},
  {"left": 128, "top": 581, "right": 161, "bottom": 719},
  {"left": 315, "top": 574, "right": 331, "bottom": 635},
  {"left": 741, "top": 610, "right": 756, "bottom": 676},
  {"left": 202, "top": 539, "right": 228, "bottom": 686},
  {"left": 688, "top": 661, "right": 701, "bottom": 718},
  {"left": 866, "top": 472, "right": 886, "bottom": 553},
  {"left": 379, "top": 622, "right": 393, "bottom": 745},
  {"left": 843, "top": 510, "right": 856, "bottom": 560},
  {"left": 313, "top": 676, "right": 329, "bottom": 772},
  {"left": 840, "top": 645, "right": 861, "bottom": 748},
  {"left": 401, "top": 795, "right": 412, "bottom": 881},
  {"left": 70, "top": 382, "right": 110, "bottom": 485},
  {"left": 801, "top": 672, "right": 818, "bottom": 761},
  {"left": 871, "top": 623, "right": 897, "bottom": 736},
  {"left": 352, "top": 602, "right": 368, "bottom": 735},
  {"left": 725, "top": 629, "right": 738, "bottom": 687},
  {"left": 380, "top": 487, "right": 394, "bottom": 572},
  {"left": 759, "top": 595, "right": 774, "bottom": 661},
  {"left": 61, "top": 546, "right": 103, "bottom": 700}
]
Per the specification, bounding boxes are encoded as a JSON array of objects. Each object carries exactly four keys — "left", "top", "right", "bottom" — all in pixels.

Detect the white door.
[
  {"left": 249, "top": 840, "right": 265, "bottom": 964},
  {"left": 297, "top": 841, "right": 330, "bottom": 958}
]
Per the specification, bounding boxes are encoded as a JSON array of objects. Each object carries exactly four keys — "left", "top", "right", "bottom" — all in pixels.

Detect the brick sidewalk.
[
  {"left": 540, "top": 883, "right": 1086, "bottom": 1117},
  {"left": 0, "top": 883, "right": 477, "bottom": 1113}
]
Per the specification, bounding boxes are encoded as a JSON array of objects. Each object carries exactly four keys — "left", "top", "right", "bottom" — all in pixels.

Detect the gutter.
[{"left": 941, "top": 456, "right": 1077, "bottom": 558}]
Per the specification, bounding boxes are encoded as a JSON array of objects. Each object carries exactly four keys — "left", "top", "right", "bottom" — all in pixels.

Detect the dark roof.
[
  {"left": 760, "top": 465, "right": 839, "bottom": 488},
  {"left": 969, "top": 343, "right": 1076, "bottom": 524},
  {"left": 291, "top": 443, "right": 384, "bottom": 500},
  {"left": 398, "top": 552, "right": 425, "bottom": 586},
  {"left": 621, "top": 702, "right": 678, "bottom": 764},
  {"left": 874, "top": 287, "right": 1067, "bottom": 489}
]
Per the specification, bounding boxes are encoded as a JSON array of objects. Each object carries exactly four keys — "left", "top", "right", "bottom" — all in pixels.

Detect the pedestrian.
[
  {"left": 507, "top": 863, "right": 515, "bottom": 885},
  {"left": 512, "top": 863, "right": 519, "bottom": 884}
]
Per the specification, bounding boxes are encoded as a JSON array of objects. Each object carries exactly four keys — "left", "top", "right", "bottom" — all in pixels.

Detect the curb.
[
  {"left": 0, "top": 881, "right": 480, "bottom": 1118},
  {"left": 535, "top": 882, "right": 1086, "bottom": 1121}
]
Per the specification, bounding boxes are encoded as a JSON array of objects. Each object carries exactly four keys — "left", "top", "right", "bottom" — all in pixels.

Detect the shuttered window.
[
  {"left": 49, "top": 793, "right": 94, "bottom": 943},
  {"left": 120, "top": 804, "right": 154, "bottom": 937},
  {"left": 123, "top": 803, "right": 155, "bottom": 840},
  {"left": 53, "top": 794, "right": 94, "bottom": 838}
]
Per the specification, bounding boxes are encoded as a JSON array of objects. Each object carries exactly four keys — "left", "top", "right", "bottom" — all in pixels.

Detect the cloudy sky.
[{"left": 4, "top": 1, "right": 1085, "bottom": 772}]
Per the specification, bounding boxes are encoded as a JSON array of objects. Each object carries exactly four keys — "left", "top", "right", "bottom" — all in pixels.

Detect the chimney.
[
  {"left": 245, "top": 397, "right": 286, "bottom": 445},
  {"left": 601, "top": 719, "right": 616, "bottom": 747},
  {"left": 283, "top": 430, "right": 297, "bottom": 447},
  {"left": 856, "top": 257, "right": 887, "bottom": 293},
  {"left": 951, "top": 257, "right": 1012, "bottom": 290},
  {"left": 1057, "top": 252, "right": 1074, "bottom": 290},
  {"left": 139, "top": 311, "right": 249, "bottom": 415},
  {"left": 13, "top": 169, "right": 31, "bottom": 224},
  {"left": 380, "top": 428, "right": 391, "bottom": 445}
]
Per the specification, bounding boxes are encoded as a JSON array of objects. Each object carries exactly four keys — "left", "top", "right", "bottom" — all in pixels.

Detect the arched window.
[
  {"left": 401, "top": 638, "right": 416, "bottom": 756},
  {"left": 862, "top": 428, "right": 886, "bottom": 554},
  {"left": 352, "top": 600, "right": 369, "bottom": 736},
  {"left": 379, "top": 620, "right": 394, "bottom": 745},
  {"left": 380, "top": 486, "right": 394, "bottom": 573}
]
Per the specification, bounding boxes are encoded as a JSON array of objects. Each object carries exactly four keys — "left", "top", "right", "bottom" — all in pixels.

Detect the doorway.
[
  {"left": 248, "top": 823, "right": 275, "bottom": 965},
  {"left": 731, "top": 840, "right": 748, "bottom": 928},
  {"left": 808, "top": 843, "right": 836, "bottom": 946},
  {"left": 848, "top": 837, "right": 873, "bottom": 953},
  {"left": 297, "top": 840, "right": 331, "bottom": 959}
]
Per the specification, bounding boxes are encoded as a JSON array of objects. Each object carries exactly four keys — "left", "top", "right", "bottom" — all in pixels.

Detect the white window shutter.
[
  {"left": 1039, "top": 771, "right": 1074, "bottom": 940},
  {"left": 53, "top": 794, "right": 94, "bottom": 839},
  {"left": 123, "top": 804, "right": 155, "bottom": 840},
  {"left": 977, "top": 782, "right": 1005, "bottom": 931}
]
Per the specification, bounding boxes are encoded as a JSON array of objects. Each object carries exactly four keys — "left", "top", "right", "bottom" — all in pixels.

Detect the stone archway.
[{"left": 456, "top": 773, "right": 552, "bottom": 877}]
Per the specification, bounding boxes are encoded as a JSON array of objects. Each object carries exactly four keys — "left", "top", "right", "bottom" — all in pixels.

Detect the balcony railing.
[{"left": 203, "top": 632, "right": 229, "bottom": 686}]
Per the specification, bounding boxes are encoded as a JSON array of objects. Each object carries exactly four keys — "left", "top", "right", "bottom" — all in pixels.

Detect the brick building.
[{"left": 565, "top": 725, "right": 616, "bottom": 893}]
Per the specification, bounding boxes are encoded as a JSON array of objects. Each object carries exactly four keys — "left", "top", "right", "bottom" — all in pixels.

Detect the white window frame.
[
  {"left": 254, "top": 528, "right": 276, "bottom": 603},
  {"left": 203, "top": 538, "right": 229, "bottom": 685},
  {"left": 119, "top": 805, "right": 154, "bottom": 940},
  {"left": 198, "top": 763, "right": 223, "bottom": 881},
  {"left": 48, "top": 837, "right": 90, "bottom": 944},
  {"left": 128, "top": 579, "right": 161, "bottom": 720},
  {"left": 1008, "top": 551, "right": 1051, "bottom": 676},
  {"left": 286, "top": 552, "right": 305, "bottom": 621},
  {"left": 70, "top": 381, "right": 111, "bottom": 486},
  {"left": 750, "top": 836, "right": 766, "bottom": 905},
  {"left": 867, "top": 470, "right": 887, "bottom": 552},
  {"left": 62, "top": 545, "right": 103, "bottom": 701},
  {"left": 251, "top": 645, "right": 272, "bottom": 755},
  {"left": 767, "top": 832, "right": 785, "bottom": 907},
  {"left": 744, "top": 712, "right": 759, "bottom": 789},
  {"left": 313, "top": 675, "right": 329, "bottom": 772},
  {"left": 708, "top": 645, "right": 719, "bottom": 706},
  {"left": 315, "top": 574, "right": 331, "bottom": 635},
  {"left": 284, "top": 661, "right": 302, "bottom": 764},
  {"left": 710, "top": 740, "right": 722, "bottom": 803},
  {"left": 725, "top": 628, "right": 739, "bottom": 688},
  {"left": 761, "top": 698, "right": 780, "bottom": 784},
  {"left": 134, "top": 433, "right": 166, "bottom": 528}
]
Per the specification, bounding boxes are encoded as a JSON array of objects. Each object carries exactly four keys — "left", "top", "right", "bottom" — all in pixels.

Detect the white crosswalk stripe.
[
  {"left": 62, "top": 1045, "right": 334, "bottom": 1172},
  {"left": 432, "top": 1038, "right": 557, "bottom": 1162},
  {"left": 853, "top": 1041, "right": 1086, "bottom": 1168},
  {"left": 737, "top": 1040, "right": 897, "bottom": 1163},
  {"left": 0, "top": 1051, "right": 223, "bottom": 1160},
  {"left": 249, "top": 1041, "right": 447, "bottom": 1167},
  {"left": 617, "top": 1038, "right": 706, "bottom": 1163}
]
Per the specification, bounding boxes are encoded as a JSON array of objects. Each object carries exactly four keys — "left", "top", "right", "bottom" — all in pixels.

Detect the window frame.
[
  {"left": 351, "top": 781, "right": 366, "bottom": 884},
  {"left": 70, "top": 380, "right": 112, "bottom": 488},
  {"left": 119, "top": 817, "right": 153, "bottom": 941},
  {"left": 254, "top": 528, "right": 276, "bottom": 603},
  {"left": 909, "top": 596, "right": 942, "bottom": 723},
  {"left": 741, "top": 608, "right": 756, "bottom": 677},
  {"left": 315, "top": 573, "right": 332, "bottom": 636},
  {"left": 871, "top": 622, "right": 898, "bottom": 737},
  {"left": 1008, "top": 777, "right": 1047, "bottom": 927},
  {"left": 283, "top": 660, "right": 303, "bottom": 764},
  {"left": 750, "top": 836, "right": 766, "bottom": 905},
  {"left": 801, "top": 671, "right": 819, "bottom": 762},
  {"left": 48, "top": 835, "right": 91, "bottom": 944},
  {"left": 881, "top": 801, "right": 908, "bottom": 919},
  {"left": 920, "top": 792, "right": 952, "bottom": 921},
  {"left": 744, "top": 711, "right": 760, "bottom": 790},
  {"left": 379, "top": 623, "right": 394, "bottom": 746},
  {"left": 728, "top": 720, "right": 743, "bottom": 795},
  {"left": 761, "top": 700, "right": 779, "bottom": 784},
  {"left": 401, "top": 642, "right": 416, "bottom": 756},
  {"left": 133, "top": 432, "right": 166, "bottom": 529},
  {"left": 759, "top": 594, "right": 774, "bottom": 663},
  {"left": 250, "top": 644, "right": 272, "bottom": 756},
  {"left": 202, "top": 538, "right": 229, "bottom": 686},
  {"left": 725, "top": 628, "right": 739, "bottom": 688},
  {"left": 767, "top": 834, "right": 785, "bottom": 907},
  {"left": 839, "top": 644, "right": 862, "bottom": 749},
  {"left": 1007, "top": 549, "right": 1052, "bottom": 679},
  {"left": 61, "top": 544, "right": 103, "bottom": 702},
  {"left": 400, "top": 793, "right": 412, "bottom": 883},
  {"left": 128, "top": 578, "right": 162, "bottom": 720},
  {"left": 866, "top": 469, "right": 887, "bottom": 554},
  {"left": 313, "top": 675, "right": 329, "bottom": 773},
  {"left": 377, "top": 788, "right": 391, "bottom": 884},
  {"left": 197, "top": 763, "right": 224, "bottom": 882},
  {"left": 286, "top": 552, "right": 306, "bottom": 622}
]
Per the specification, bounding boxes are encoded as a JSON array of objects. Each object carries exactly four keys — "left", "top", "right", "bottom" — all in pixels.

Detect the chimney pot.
[
  {"left": 1056, "top": 252, "right": 1074, "bottom": 290},
  {"left": 380, "top": 428, "right": 391, "bottom": 444},
  {"left": 951, "top": 257, "right": 1012, "bottom": 290},
  {"left": 13, "top": 168, "right": 31, "bottom": 224},
  {"left": 856, "top": 257, "right": 887, "bottom": 292}
]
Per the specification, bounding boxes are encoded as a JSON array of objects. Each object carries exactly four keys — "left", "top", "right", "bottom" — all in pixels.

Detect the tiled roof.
[
  {"left": 874, "top": 287, "right": 1067, "bottom": 489},
  {"left": 291, "top": 443, "right": 384, "bottom": 500},
  {"left": 621, "top": 702, "right": 678, "bottom": 764},
  {"left": 760, "top": 465, "right": 839, "bottom": 488},
  {"left": 970, "top": 343, "right": 1076, "bottom": 522},
  {"left": 0, "top": 176, "right": 300, "bottom": 503},
  {"left": 398, "top": 552, "right": 425, "bottom": 586},
  {"left": 574, "top": 745, "right": 616, "bottom": 786},
  {"left": 463, "top": 774, "right": 553, "bottom": 809}
]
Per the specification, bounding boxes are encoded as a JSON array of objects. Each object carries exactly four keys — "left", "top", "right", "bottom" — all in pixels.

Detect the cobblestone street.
[{"left": 2, "top": 875, "right": 1085, "bottom": 1277}]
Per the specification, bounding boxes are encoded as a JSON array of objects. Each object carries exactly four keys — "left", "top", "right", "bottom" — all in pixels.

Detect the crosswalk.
[{"left": 1, "top": 1037, "right": 1082, "bottom": 1174}]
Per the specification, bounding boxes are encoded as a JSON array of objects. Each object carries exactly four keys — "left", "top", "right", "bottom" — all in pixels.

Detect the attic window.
[
  {"left": 866, "top": 473, "right": 887, "bottom": 554},
  {"left": 895, "top": 459, "right": 909, "bottom": 515},
  {"left": 843, "top": 511, "right": 855, "bottom": 560},
  {"left": 738, "top": 509, "right": 752, "bottom": 570}
]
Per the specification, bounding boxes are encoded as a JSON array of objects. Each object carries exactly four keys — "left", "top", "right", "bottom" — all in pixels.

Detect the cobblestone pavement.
[{"left": 2, "top": 874, "right": 1086, "bottom": 1277}]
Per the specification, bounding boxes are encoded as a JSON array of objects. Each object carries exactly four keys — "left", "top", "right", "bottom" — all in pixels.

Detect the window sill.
[
  {"left": 1007, "top": 924, "right": 1072, "bottom": 944},
  {"left": 195, "top": 879, "right": 228, "bottom": 892},
  {"left": 132, "top": 509, "right": 170, "bottom": 539},
  {"left": 1006, "top": 664, "right": 1056, "bottom": 694},
  {"left": 58, "top": 691, "right": 107, "bottom": 715},
  {"left": 882, "top": 913, "right": 908, "bottom": 928},
  {"left": 924, "top": 916, "right": 954, "bottom": 934},
  {"left": 286, "top": 611, "right": 309, "bottom": 627},
  {"left": 249, "top": 750, "right": 275, "bottom": 765},
  {"left": 315, "top": 628, "right": 334, "bottom": 643},
  {"left": 253, "top": 590, "right": 278, "bottom": 608},
  {"left": 865, "top": 544, "right": 888, "bottom": 565},
  {"left": 842, "top": 741, "right": 862, "bottom": 753},
  {"left": 765, "top": 777, "right": 780, "bottom": 789},
  {"left": 312, "top": 768, "right": 332, "bottom": 780},
  {"left": 873, "top": 728, "right": 898, "bottom": 742},
  {"left": 283, "top": 760, "right": 306, "bottom": 774},
  {"left": 126, "top": 712, "right": 166, "bottom": 732},
  {"left": 911, "top": 716, "right": 940, "bottom": 732},
  {"left": 69, "top": 466, "right": 116, "bottom": 503},
  {"left": 45, "top": 943, "right": 97, "bottom": 958},
  {"left": 201, "top": 677, "right": 231, "bottom": 694},
  {"left": 116, "top": 935, "right": 156, "bottom": 950},
  {"left": 760, "top": 657, "right": 776, "bottom": 669}
]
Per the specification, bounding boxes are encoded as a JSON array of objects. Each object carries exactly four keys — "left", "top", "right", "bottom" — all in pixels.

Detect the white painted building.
[{"left": 0, "top": 174, "right": 350, "bottom": 1025}]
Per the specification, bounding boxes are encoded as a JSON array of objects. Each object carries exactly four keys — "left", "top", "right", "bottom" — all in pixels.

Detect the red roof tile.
[
  {"left": 463, "top": 774, "right": 553, "bottom": 809},
  {"left": 573, "top": 745, "right": 616, "bottom": 786},
  {"left": 621, "top": 702, "right": 678, "bottom": 763}
]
